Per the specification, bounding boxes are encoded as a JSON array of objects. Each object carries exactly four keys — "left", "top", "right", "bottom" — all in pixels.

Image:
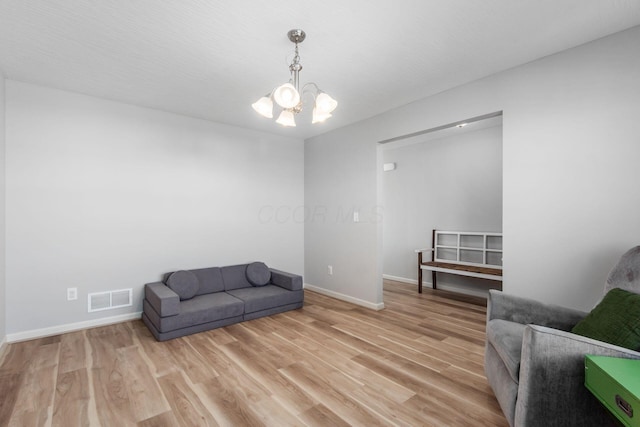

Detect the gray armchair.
[{"left": 485, "top": 246, "right": 640, "bottom": 426}]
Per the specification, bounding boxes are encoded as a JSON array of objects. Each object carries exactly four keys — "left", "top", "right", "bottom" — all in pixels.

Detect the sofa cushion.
[
  {"left": 486, "top": 319, "right": 527, "bottom": 383},
  {"left": 571, "top": 288, "right": 640, "bottom": 351},
  {"left": 246, "top": 262, "right": 271, "bottom": 286},
  {"left": 145, "top": 292, "right": 244, "bottom": 333},
  {"left": 221, "top": 264, "right": 253, "bottom": 290},
  {"left": 166, "top": 270, "right": 199, "bottom": 300},
  {"left": 227, "top": 285, "right": 303, "bottom": 314},
  {"left": 189, "top": 267, "right": 225, "bottom": 295}
]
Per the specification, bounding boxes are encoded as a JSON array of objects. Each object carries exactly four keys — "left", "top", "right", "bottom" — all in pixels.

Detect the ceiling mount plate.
[{"left": 287, "top": 29, "right": 306, "bottom": 44}]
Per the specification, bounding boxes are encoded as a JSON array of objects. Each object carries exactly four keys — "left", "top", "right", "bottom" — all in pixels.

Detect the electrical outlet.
[
  {"left": 67, "top": 287, "right": 78, "bottom": 301},
  {"left": 328, "top": 265, "right": 333, "bottom": 275}
]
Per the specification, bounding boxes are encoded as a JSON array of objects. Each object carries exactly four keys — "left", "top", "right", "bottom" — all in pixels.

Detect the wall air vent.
[{"left": 88, "top": 289, "right": 133, "bottom": 313}]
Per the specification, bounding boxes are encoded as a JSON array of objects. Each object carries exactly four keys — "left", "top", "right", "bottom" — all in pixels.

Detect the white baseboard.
[
  {"left": 382, "top": 274, "right": 488, "bottom": 299},
  {"left": 6, "top": 312, "right": 142, "bottom": 344},
  {"left": 0, "top": 335, "right": 7, "bottom": 362},
  {"left": 434, "top": 284, "right": 489, "bottom": 299},
  {"left": 304, "top": 283, "right": 385, "bottom": 311},
  {"left": 383, "top": 274, "right": 424, "bottom": 286}
]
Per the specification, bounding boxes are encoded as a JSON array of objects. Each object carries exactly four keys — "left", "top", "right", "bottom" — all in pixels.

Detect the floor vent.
[{"left": 88, "top": 289, "right": 133, "bottom": 313}]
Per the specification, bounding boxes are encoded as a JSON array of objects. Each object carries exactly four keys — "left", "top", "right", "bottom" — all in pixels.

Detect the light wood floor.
[{"left": 0, "top": 280, "right": 508, "bottom": 426}]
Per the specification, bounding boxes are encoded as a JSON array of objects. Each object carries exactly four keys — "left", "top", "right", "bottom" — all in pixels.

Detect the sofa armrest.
[
  {"left": 515, "top": 325, "right": 640, "bottom": 426},
  {"left": 145, "top": 282, "right": 180, "bottom": 317},
  {"left": 270, "top": 269, "right": 303, "bottom": 291},
  {"left": 487, "top": 289, "right": 587, "bottom": 331}
]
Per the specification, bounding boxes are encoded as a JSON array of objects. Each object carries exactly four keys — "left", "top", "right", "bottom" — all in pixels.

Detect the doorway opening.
[{"left": 378, "top": 112, "right": 503, "bottom": 299}]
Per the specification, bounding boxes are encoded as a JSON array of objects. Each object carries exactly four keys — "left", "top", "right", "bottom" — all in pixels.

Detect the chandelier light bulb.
[
  {"left": 276, "top": 110, "right": 297, "bottom": 127},
  {"left": 312, "top": 108, "right": 332, "bottom": 124},
  {"left": 273, "top": 83, "right": 301, "bottom": 109},
  {"left": 251, "top": 96, "right": 274, "bottom": 118},
  {"left": 315, "top": 92, "right": 338, "bottom": 114}
]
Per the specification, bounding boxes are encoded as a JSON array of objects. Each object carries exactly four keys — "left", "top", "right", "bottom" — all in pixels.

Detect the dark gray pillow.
[
  {"left": 166, "top": 270, "right": 199, "bottom": 300},
  {"left": 246, "top": 262, "right": 271, "bottom": 286}
]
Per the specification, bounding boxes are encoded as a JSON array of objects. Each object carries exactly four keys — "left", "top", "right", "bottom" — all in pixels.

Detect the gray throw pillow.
[
  {"left": 246, "top": 262, "right": 271, "bottom": 286},
  {"left": 166, "top": 270, "right": 200, "bottom": 300}
]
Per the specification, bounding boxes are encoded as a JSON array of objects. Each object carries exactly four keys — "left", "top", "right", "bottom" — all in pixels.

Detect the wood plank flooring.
[{"left": 0, "top": 280, "right": 508, "bottom": 426}]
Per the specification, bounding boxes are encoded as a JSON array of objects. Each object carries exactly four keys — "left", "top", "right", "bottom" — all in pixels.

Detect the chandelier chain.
[{"left": 290, "top": 43, "right": 302, "bottom": 72}]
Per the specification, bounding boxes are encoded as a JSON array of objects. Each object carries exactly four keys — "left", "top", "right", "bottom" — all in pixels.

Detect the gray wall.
[
  {"left": 0, "top": 75, "right": 5, "bottom": 345},
  {"left": 305, "top": 25, "right": 640, "bottom": 311},
  {"left": 382, "top": 124, "right": 503, "bottom": 295},
  {"left": 5, "top": 81, "right": 304, "bottom": 336},
  {"left": 305, "top": 120, "right": 382, "bottom": 306}
]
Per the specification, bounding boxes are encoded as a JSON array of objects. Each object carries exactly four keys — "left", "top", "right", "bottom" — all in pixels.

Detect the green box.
[{"left": 585, "top": 355, "right": 640, "bottom": 427}]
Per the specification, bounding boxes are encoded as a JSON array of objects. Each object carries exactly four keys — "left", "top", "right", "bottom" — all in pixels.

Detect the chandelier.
[{"left": 252, "top": 29, "right": 338, "bottom": 127}]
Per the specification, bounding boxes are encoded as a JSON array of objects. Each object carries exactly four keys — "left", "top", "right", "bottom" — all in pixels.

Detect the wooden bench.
[{"left": 415, "top": 230, "right": 502, "bottom": 293}]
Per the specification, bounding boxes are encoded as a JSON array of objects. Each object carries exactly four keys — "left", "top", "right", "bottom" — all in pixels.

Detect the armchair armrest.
[
  {"left": 488, "top": 289, "right": 587, "bottom": 331},
  {"left": 145, "top": 282, "right": 180, "bottom": 317},
  {"left": 270, "top": 269, "right": 303, "bottom": 291},
  {"left": 515, "top": 325, "right": 640, "bottom": 426}
]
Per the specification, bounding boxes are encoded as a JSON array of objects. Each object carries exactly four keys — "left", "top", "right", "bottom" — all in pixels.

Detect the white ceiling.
[{"left": 1, "top": 1, "right": 639, "bottom": 140}]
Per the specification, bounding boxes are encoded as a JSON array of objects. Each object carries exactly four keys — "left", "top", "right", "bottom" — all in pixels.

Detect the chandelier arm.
[
  {"left": 296, "top": 83, "right": 322, "bottom": 111},
  {"left": 302, "top": 82, "right": 320, "bottom": 95}
]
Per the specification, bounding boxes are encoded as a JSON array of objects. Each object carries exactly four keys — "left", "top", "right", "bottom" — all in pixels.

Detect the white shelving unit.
[
  {"left": 416, "top": 229, "right": 503, "bottom": 293},
  {"left": 434, "top": 230, "right": 503, "bottom": 269}
]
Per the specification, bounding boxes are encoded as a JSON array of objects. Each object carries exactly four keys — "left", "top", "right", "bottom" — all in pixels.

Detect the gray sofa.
[
  {"left": 142, "top": 262, "right": 303, "bottom": 341},
  {"left": 485, "top": 246, "right": 640, "bottom": 426}
]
